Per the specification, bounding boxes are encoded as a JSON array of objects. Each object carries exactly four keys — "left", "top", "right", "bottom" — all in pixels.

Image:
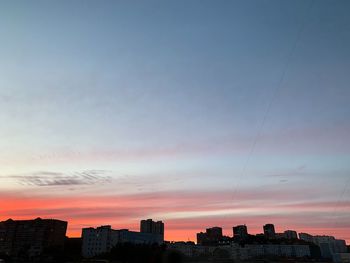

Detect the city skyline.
[
  {"left": 1, "top": 214, "right": 348, "bottom": 245},
  {"left": 2, "top": 217, "right": 348, "bottom": 262},
  {"left": 1, "top": 216, "right": 348, "bottom": 246},
  {"left": 0, "top": 0, "right": 350, "bottom": 244}
]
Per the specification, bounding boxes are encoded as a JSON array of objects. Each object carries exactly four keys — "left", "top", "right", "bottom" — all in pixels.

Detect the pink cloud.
[{"left": 1, "top": 189, "right": 349, "bottom": 243}]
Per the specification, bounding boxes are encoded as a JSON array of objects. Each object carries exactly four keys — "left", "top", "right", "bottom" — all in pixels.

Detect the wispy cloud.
[
  {"left": 6, "top": 170, "right": 111, "bottom": 186},
  {"left": 1, "top": 188, "right": 349, "bottom": 242}
]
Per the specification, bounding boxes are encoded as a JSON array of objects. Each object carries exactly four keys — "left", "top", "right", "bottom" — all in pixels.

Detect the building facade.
[
  {"left": 298, "top": 233, "right": 349, "bottom": 261},
  {"left": 82, "top": 220, "right": 164, "bottom": 258},
  {"left": 0, "top": 218, "right": 67, "bottom": 259},
  {"left": 168, "top": 242, "right": 311, "bottom": 261},
  {"left": 237, "top": 244, "right": 311, "bottom": 260},
  {"left": 81, "top": 225, "right": 114, "bottom": 258}
]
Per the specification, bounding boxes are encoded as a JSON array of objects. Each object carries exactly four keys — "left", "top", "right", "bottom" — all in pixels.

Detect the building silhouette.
[
  {"left": 0, "top": 218, "right": 67, "bottom": 259},
  {"left": 263, "top": 223, "right": 276, "bottom": 239},
  {"left": 196, "top": 227, "right": 223, "bottom": 245},
  {"left": 178, "top": 224, "right": 350, "bottom": 262},
  {"left": 233, "top": 225, "right": 248, "bottom": 241},
  {"left": 299, "top": 232, "right": 314, "bottom": 243},
  {"left": 299, "top": 233, "right": 348, "bottom": 260},
  {"left": 284, "top": 230, "right": 298, "bottom": 239},
  {"left": 140, "top": 219, "right": 164, "bottom": 239}
]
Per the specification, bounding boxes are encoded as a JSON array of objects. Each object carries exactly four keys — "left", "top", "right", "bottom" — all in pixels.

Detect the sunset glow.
[{"left": 1, "top": 0, "right": 350, "bottom": 247}]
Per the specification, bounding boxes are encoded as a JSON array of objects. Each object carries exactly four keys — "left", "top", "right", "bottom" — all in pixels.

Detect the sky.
[{"left": 0, "top": 0, "right": 350, "bottom": 243}]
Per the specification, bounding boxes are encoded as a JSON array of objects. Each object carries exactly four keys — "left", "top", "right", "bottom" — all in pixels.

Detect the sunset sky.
[{"left": 0, "top": 0, "right": 350, "bottom": 243}]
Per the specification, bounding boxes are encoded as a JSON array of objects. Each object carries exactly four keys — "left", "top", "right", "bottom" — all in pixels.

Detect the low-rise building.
[
  {"left": 284, "top": 230, "right": 298, "bottom": 239},
  {"left": 238, "top": 244, "right": 311, "bottom": 260},
  {"left": 168, "top": 242, "right": 311, "bottom": 261},
  {"left": 299, "top": 232, "right": 314, "bottom": 243},
  {"left": 333, "top": 253, "right": 350, "bottom": 263},
  {"left": 117, "top": 229, "right": 163, "bottom": 244},
  {"left": 298, "top": 233, "right": 348, "bottom": 260}
]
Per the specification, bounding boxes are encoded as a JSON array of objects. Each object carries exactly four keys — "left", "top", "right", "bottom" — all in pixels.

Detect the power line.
[
  {"left": 227, "top": 0, "right": 315, "bottom": 221},
  {"left": 329, "top": 176, "right": 350, "bottom": 229}
]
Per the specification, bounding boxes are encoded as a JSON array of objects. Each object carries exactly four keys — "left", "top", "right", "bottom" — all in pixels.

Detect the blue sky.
[{"left": 0, "top": 0, "right": 350, "bottom": 241}]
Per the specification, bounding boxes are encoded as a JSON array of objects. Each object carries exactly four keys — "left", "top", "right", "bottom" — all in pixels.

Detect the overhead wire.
[{"left": 222, "top": 0, "right": 315, "bottom": 229}]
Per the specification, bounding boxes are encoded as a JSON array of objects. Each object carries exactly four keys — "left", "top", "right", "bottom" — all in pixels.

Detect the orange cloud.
[{"left": 0, "top": 190, "right": 349, "bottom": 243}]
